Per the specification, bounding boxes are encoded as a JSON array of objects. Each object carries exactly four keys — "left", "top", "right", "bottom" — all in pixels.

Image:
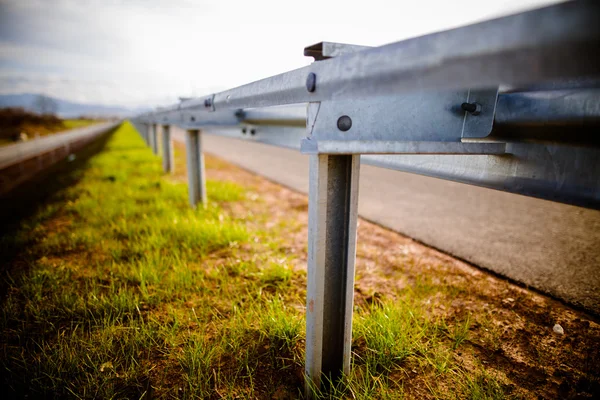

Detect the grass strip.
[{"left": 1, "top": 121, "right": 597, "bottom": 399}]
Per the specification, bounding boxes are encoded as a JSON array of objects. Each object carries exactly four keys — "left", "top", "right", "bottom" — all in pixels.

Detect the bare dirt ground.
[{"left": 170, "top": 142, "right": 600, "bottom": 399}]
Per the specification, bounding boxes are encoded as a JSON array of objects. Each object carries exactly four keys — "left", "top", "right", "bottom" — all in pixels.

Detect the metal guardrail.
[
  {"left": 0, "top": 122, "right": 119, "bottom": 194},
  {"left": 131, "top": 1, "right": 600, "bottom": 395}
]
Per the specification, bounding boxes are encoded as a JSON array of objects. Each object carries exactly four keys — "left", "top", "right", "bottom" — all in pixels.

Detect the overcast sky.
[{"left": 0, "top": 0, "right": 561, "bottom": 108}]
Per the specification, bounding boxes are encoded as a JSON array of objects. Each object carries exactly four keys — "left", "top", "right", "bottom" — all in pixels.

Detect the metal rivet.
[
  {"left": 250, "top": 129, "right": 256, "bottom": 135},
  {"left": 337, "top": 115, "right": 352, "bottom": 132},
  {"left": 306, "top": 72, "right": 316, "bottom": 93},
  {"left": 461, "top": 102, "right": 481, "bottom": 115}
]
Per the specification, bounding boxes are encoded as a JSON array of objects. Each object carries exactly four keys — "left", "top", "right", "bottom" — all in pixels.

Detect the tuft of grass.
[
  {"left": 180, "top": 334, "right": 219, "bottom": 398},
  {"left": 451, "top": 314, "right": 471, "bottom": 350},
  {"left": 258, "top": 296, "right": 303, "bottom": 351},
  {"left": 353, "top": 301, "right": 431, "bottom": 372},
  {"left": 260, "top": 261, "right": 293, "bottom": 288},
  {"left": 458, "top": 368, "right": 509, "bottom": 400},
  {"left": 475, "top": 310, "right": 503, "bottom": 352},
  {"left": 207, "top": 179, "right": 245, "bottom": 202}
]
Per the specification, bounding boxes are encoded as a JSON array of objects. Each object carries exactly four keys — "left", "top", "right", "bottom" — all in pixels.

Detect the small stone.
[{"left": 553, "top": 324, "right": 564, "bottom": 335}]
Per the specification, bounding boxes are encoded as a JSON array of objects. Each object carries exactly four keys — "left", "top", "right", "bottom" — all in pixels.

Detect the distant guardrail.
[
  {"left": 0, "top": 122, "right": 120, "bottom": 194},
  {"left": 131, "top": 1, "right": 600, "bottom": 396}
]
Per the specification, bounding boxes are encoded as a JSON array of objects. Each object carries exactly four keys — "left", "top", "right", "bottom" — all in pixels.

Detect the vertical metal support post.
[
  {"left": 142, "top": 124, "right": 149, "bottom": 144},
  {"left": 305, "top": 154, "right": 360, "bottom": 395},
  {"left": 145, "top": 124, "right": 151, "bottom": 146},
  {"left": 145, "top": 124, "right": 150, "bottom": 145},
  {"left": 161, "top": 124, "right": 174, "bottom": 173},
  {"left": 185, "top": 129, "right": 207, "bottom": 208},
  {"left": 150, "top": 124, "right": 159, "bottom": 154}
]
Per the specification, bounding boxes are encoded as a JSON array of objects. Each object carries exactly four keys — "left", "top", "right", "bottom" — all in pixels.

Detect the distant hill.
[{"left": 0, "top": 93, "right": 150, "bottom": 119}]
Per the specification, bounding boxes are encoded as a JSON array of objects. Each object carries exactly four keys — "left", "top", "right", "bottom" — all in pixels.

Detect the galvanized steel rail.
[{"left": 131, "top": 1, "right": 600, "bottom": 395}]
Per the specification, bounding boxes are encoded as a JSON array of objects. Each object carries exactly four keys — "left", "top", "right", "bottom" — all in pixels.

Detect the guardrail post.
[
  {"left": 150, "top": 124, "right": 159, "bottom": 154},
  {"left": 145, "top": 123, "right": 152, "bottom": 147},
  {"left": 305, "top": 154, "right": 360, "bottom": 396},
  {"left": 185, "top": 129, "right": 207, "bottom": 207},
  {"left": 142, "top": 123, "right": 149, "bottom": 145},
  {"left": 161, "top": 124, "right": 174, "bottom": 173}
]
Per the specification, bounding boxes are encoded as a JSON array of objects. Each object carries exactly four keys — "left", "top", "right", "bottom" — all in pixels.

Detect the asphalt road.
[{"left": 172, "top": 128, "right": 600, "bottom": 314}]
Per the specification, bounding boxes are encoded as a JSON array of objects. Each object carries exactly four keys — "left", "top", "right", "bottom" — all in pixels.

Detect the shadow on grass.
[{"left": 0, "top": 125, "right": 118, "bottom": 298}]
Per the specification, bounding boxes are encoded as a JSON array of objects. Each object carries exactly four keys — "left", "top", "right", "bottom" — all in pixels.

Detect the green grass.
[
  {"left": 0, "top": 121, "right": 517, "bottom": 399},
  {"left": 454, "top": 367, "right": 508, "bottom": 400}
]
